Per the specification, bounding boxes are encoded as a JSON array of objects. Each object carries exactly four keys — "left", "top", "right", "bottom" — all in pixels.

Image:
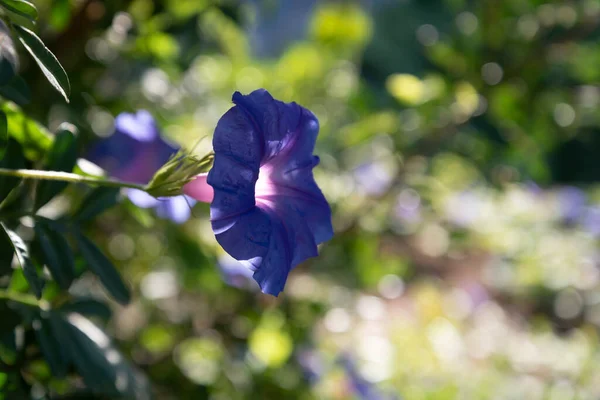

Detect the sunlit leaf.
[
  {"left": 34, "top": 221, "right": 75, "bottom": 289},
  {"left": 74, "top": 233, "right": 130, "bottom": 305},
  {"left": 1, "top": 103, "right": 51, "bottom": 158},
  {"left": 14, "top": 25, "right": 70, "bottom": 102},
  {"left": 35, "top": 124, "right": 78, "bottom": 209},
  {"left": 0, "top": 0, "right": 38, "bottom": 22},
  {"left": 0, "top": 111, "right": 6, "bottom": 161},
  {"left": 1, "top": 223, "right": 43, "bottom": 298}
]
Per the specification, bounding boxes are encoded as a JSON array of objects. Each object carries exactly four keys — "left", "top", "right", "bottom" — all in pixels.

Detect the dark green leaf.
[
  {"left": 0, "top": 223, "right": 13, "bottom": 275},
  {"left": 59, "top": 298, "right": 111, "bottom": 321},
  {"left": 0, "top": 0, "right": 38, "bottom": 22},
  {"left": 56, "top": 312, "right": 150, "bottom": 399},
  {"left": 75, "top": 233, "right": 130, "bottom": 305},
  {"left": 72, "top": 187, "right": 120, "bottom": 221},
  {"left": 35, "top": 124, "right": 78, "bottom": 209},
  {"left": 0, "top": 302, "right": 20, "bottom": 335},
  {"left": 34, "top": 222, "right": 75, "bottom": 289},
  {"left": 33, "top": 316, "right": 68, "bottom": 378},
  {"left": 0, "top": 20, "right": 18, "bottom": 86},
  {"left": 0, "top": 111, "right": 7, "bottom": 161},
  {"left": 14, "top": 25, "right": 70, "bottom": 102},
  {"left": 0, "top": 139, "right": 25, "bottom": 203},
  {"left": 0, "top": 74, "right": 30, "bottom": 105},
  {"left": 1, "top": 224, "right": 43, "bottom": 298},
  {"left": 0, "top": 372, "right": 28, "bottom": 399}
]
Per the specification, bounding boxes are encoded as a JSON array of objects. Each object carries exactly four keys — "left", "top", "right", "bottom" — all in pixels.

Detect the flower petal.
[
  {"left": 256, "top": 109, "right": 333, "bottom": 245},
  {"left": 208, "top": 153, "right": 258, "bottom": 221},
  {"left": 212, "top": 207, "right": 272, "bottom": 272},
  {"left": 212, "top": 106, "right": 263, "bottom": 169},
  {"left": 251, "top": 209, "right": 293, "bottom": 296},
  {"left": 257, "top": 198, "right": 317, "bottom": 267},
  {"left": 183, "top": 173, "right": 214, "bottom": 203},
  {"left": 232, "top": 89, "right": 302, "bottom": 162}
]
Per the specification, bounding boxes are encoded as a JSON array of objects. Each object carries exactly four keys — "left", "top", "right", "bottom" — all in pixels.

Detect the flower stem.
[
  {"left": 0, "top": 289, "right": 48, "bottom": 309},
  {"left": 0, "top": 168, "right": 146, "bottom": 191}
]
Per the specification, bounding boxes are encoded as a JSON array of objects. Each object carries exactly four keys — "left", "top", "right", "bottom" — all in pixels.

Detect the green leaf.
[
  {"left": 55, "top": 312, "right": 150, "bottom": 399},
  {"left": 0, "top": 74, "right": 30, "bottom": 105},
  {"left": 35, "top": 124, "right": 78, "bottom": 209},
  {"left": 2, "top": 103, "right": 51, "bottom": 158},
  {"left": 75, "top": 233, "right": 130, "bottom": 305},
  {"left": 0, "top": 0, "right": 38, "bottom": 22},
  {"left": 14, "top": 25, "right": 70, "bottom": 102},
  {"left": 0, "top": 139, "right": 25, "bottom": 203},
  {"left": 1, "top": 223, "right": 43, "bottom": 298},
  {"left": 0, "top": 111, "right": 6, "bottom": 161},
  {"left": 0, "top": 20, "right": 18, "bottom": 86},
  {"left": 49, "top": 0, "right": 71, "bottom": 31},
  {"left": 0, "top": 302, "right": 20, "bottom": 335},
  {"left": 34, "top": 222, "right": 75, "bottom": 289},
  {"left": 33, "top": 316, "right": 68, "bottom": 378},
  {"left": 0, "top": 223, "right": 13, "bottom": 275},
  {"left": 59, "top": 298, "right": 111, "bottom": 321},
  {"left": 72, "top": 187, "right": 120, "bottom": 221}
]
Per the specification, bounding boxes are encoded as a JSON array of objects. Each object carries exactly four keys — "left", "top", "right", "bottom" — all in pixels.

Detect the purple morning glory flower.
[
  {"left": 86, "top": 110, "right": 194, "bottom": 223},
  {"left": 184, "top": 89, "right": 333, "bottom": 296}
]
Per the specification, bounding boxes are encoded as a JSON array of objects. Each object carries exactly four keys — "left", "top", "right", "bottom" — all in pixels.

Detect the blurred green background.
[{"left": 15, "top": 0, "right": 600, "bottom": 398}]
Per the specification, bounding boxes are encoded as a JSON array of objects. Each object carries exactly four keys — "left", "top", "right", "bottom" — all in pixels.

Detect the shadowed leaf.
[
  {"left": 0, "top": 20, "right": 18, "bottom": 86},
  {"left": 0, "top": 139, "right": 25, "bottom": 203},
  {"left": 72, "top": 187, "right": 120, "bottom": 221},
  {"left": 54, "top": 312, "right": 151, "bottom": 399},
  {"left": 1, "top": 223, "right": 43, "bottom": 298},
  {"left": 75, "top": 233, "right": 130, "bottom": 305},
  {"left": 35, "top": 124, "right": 78, "bottom": 209},
  {"left": 35, "top": 222, "right": 75, "bottom": 289}
]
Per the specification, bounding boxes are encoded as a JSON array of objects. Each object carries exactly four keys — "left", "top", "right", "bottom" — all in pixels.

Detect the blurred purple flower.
[
  {"left": 581, "top": 206, "right": 600, "bottom": 237},
  {"left": 86, "top": 110, "right": 194, "bottom": 223},
  {"left": 557, "top": 186, "right": 586, "bottom": 223},
  {"left": 339, "top": 354, "right": 399, "bottom": 400},
  {"left": 184, "top": 90, "right": 333, "bottom": 296}
]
